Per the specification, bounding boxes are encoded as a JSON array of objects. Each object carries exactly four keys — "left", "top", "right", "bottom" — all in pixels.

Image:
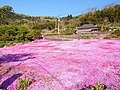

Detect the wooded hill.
[
  {"left": 0, "top": 5, "right": 57, "bottom": 47},
  {"left": 0, "top": 4, "right": 120, "bottom": 31},
  {"left": 61, "top": 4, "right": 120, "bottom": 31},
  {"left": 0, "top": 5, "right": 56, "bottom": 30}
]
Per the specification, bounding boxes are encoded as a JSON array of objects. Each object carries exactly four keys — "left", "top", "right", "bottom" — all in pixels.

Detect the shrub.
[
  {"left": 18, "top": 76, "right": 34, "bottom": 90},
  {"left": 80, "top": 35, "right": 94, "bottom": 39},
  {"left": 81, "top": 81, "right": 107, "bottom": 90},
  {"left": 0, "top": 25, "right": 39, "bottom": 47},
  {"left": 0, "top": 42, "right": 5, "bottom": 48},
  {"left": 32, "top": 24, "right": 47, "bottom": 30},
  {"left": 111, "top": 29, "right": 120, "bottom": 36},
  {"left": 104, "top": 29, "right": 120, "bottom": 39},
  {"left": 103, "top": 35, "right": 112, "bottom": 39},
  {"left": 32, "top": 30, "right": 42, "bottom": 39},
  {"left": 5, "top": 66, "right": 12, "bottom": 71},
  {"left": 60, "top": 28, "right": 75, "bottom": 35}
]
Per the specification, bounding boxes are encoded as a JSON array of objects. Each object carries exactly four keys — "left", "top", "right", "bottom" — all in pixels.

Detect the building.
[{"left": 76, "top": 24, "right": 98, "bottom": 34}]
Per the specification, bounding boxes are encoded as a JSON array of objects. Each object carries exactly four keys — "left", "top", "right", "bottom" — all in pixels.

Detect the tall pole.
[
  {"left": 54, "top": 18, "right": 56, "bottom": 31},
  {"left": 55, "top": 17, "right": 57, "bottom": 30},
  {"left": 58, "top": 18, "right": 60, "bottom": 34}
]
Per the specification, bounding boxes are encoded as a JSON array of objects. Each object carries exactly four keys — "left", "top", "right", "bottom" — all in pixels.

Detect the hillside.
[
  {"left": 0, "top": 4, "right": 120, "bottom": 32},
  {"left": 0, "top": 5, "right": 56, "bottom": 30},
  {"left": 0, "top": 5, "right": 57, "bottom": 47},
  {"left": 0, "top": 4, "right": 120, "bottom": 47},
  {"left": 61, "top": 4, "right": 120, "bottom": 31}
]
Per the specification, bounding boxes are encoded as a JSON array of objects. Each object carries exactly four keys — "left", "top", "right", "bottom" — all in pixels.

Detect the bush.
[
  {"left": 111, "top": 29, "right": 120, "bottom": 36},
  {"left": 0, "top": 41, "right": 5, "bottom": 48},
  {"left": 5, "top": 66, "right": 13, "bottom": 71},
  {"left": 80, "top": 81, "right": 107, "bottom": 90},
  {"left": 104, "top": 29, "right": 120, "bottom": 39},
  {"left": 0, "top": 25, "right": 41, "bottom": 47},
  {"left": 60, "top": 28, "right": 75, "bottom": 35},
  {"left": 32, "top": 24, "right": 46, "bottom": 30},
  {"left": 0, "top": 25, "right": 29, "bottom": 41},
  {"left": 18, "top": 76, "right": 34, "bottom": 90},
  {"left": 80, "top": 35, "right": 96, "bottom": 39},
  {"left": 103, "top": 35, "right": 112, "bottom": 39}
]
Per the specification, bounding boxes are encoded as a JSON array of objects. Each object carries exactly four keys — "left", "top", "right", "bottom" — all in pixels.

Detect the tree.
[
  {"left": 0, "top": 5, "right": 13, "bottom": 25},
  {"left": 2, "top": 5, "right": 13, "bottom": 13}
]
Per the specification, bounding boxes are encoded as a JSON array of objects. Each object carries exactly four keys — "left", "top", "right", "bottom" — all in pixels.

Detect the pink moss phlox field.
[{"left": 0, "top": 39, "right": 120, "bottom": 90}]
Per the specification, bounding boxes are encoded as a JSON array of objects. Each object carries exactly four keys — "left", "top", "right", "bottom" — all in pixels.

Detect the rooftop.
[{"left": 78, "top": 24, "right": 97, "bottom": 29}]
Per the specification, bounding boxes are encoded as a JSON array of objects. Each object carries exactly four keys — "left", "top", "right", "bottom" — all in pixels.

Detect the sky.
[{"left": 0, "top": 0, "right": 120, "bottom": 17}]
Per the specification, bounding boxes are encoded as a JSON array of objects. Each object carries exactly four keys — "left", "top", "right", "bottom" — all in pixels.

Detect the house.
[{"left": 75, "top": 24, "right": 99, "bottom": 34}]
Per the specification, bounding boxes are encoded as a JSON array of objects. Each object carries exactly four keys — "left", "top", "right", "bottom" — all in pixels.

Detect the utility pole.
[
  {"left": 58, "top": 18, "right": 60, "bottom": 34},
  {"left": 55, "top": 18, "right": 57, "bottom": 30}
]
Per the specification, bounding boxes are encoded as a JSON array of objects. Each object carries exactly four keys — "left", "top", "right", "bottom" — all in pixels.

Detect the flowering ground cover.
[{"left": 0, "top": 39, "right": 120, "bottom": 90}]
